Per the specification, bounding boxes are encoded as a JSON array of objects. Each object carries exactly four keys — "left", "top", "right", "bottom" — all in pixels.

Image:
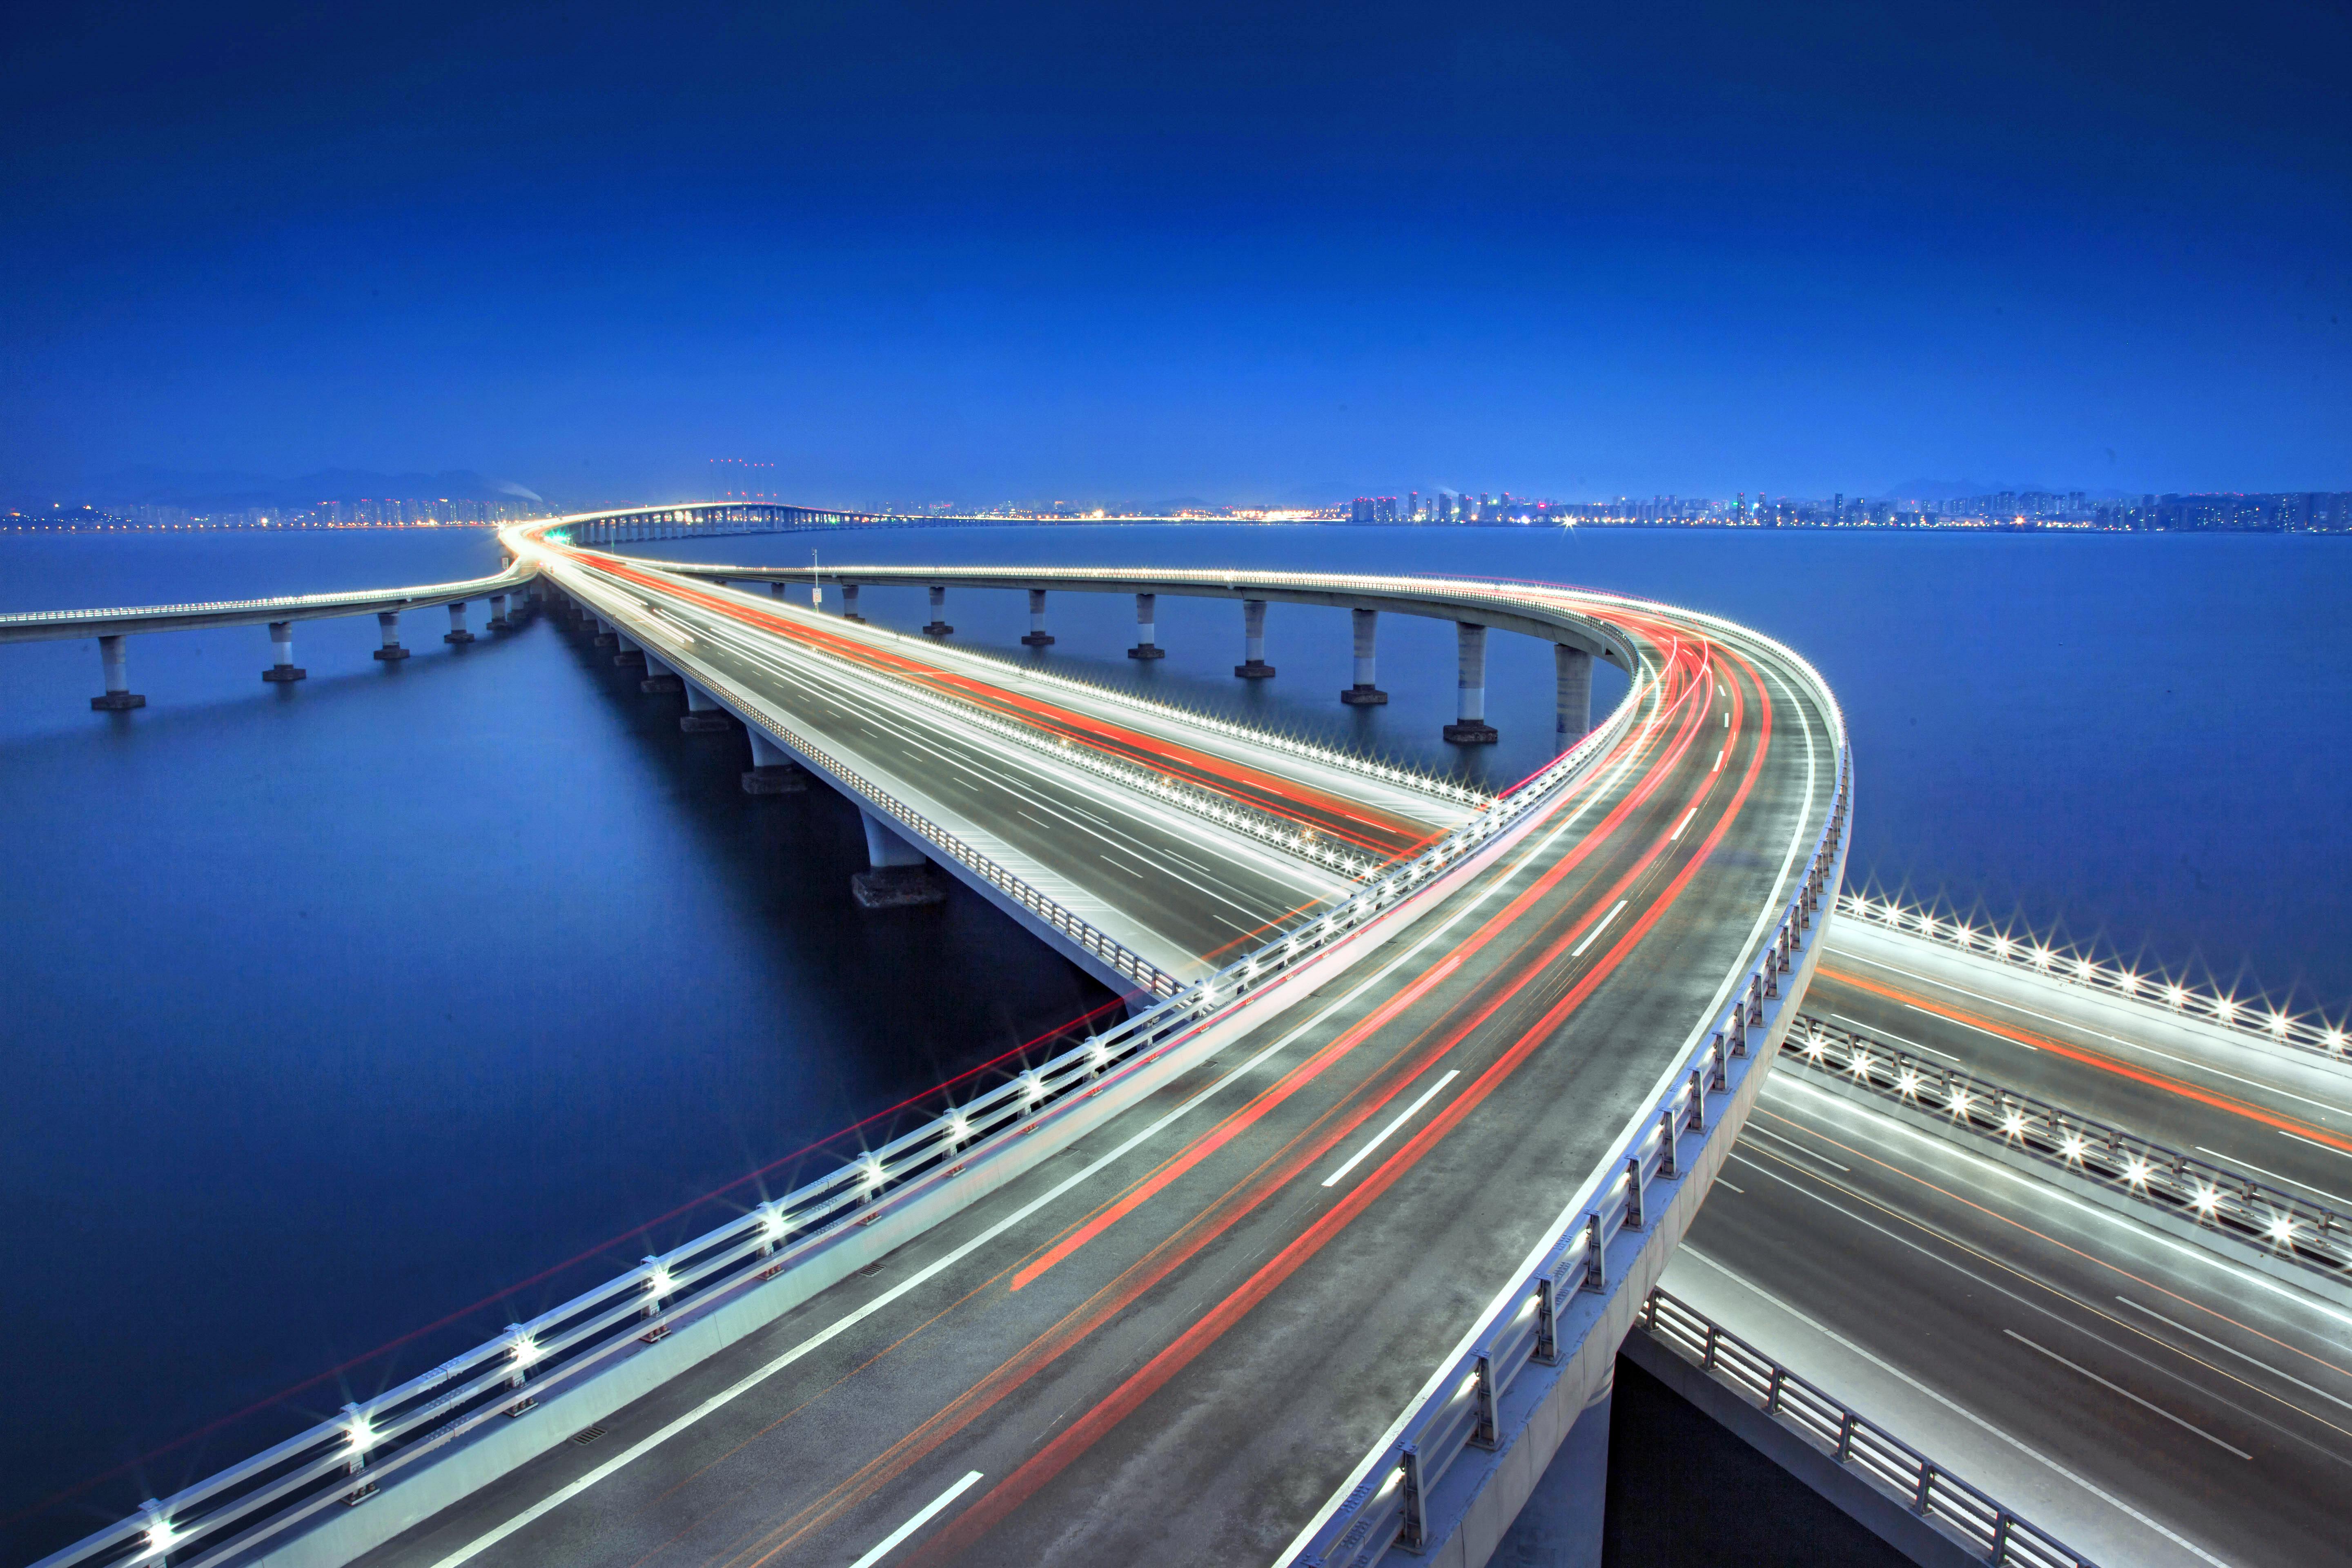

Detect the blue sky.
[{"left": 3, "top": 0, "right": 2347, "bottom": 506}]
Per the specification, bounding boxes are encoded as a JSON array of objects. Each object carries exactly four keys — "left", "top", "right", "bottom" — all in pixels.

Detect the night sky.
[{"left": 4, "top": 1, "right": 2347, "bottom": 506}]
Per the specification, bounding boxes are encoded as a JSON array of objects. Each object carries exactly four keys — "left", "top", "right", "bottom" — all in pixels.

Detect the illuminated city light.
[
  {"left": 2190, "top": 1185, "right": 2222, "bottom": 1214},
  {"left": 2058, "top": 1131, "right": 2088, "bottom": 1162},
  {"left": 2166, "top": 984, "right": 2188, "bottom": 1008},
  {"left": 2000, "top": 1109, "right": 2029, "bottom": 1139},
  {"left": 2123, "top": 1156, "right": 2153, "bottom": 1187},
  {"left": 2265, "top": 1214, "right": 2299, "bottom": 1247},
  {"left": 1948, "top": 1088, "right": 1977, "bottom": 1118},
  {"left": 344, "top": 1411, "right": 374, "bottom": 1451},
  {"left": 1895, "top": 1068, "right": 1922, "bottom": 1098}
]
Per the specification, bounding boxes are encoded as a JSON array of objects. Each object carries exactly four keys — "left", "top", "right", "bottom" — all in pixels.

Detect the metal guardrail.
[
  {"left": 1788, "top": 1016, "right": 2352, "bottom": 1282},
  {"left": 33, "top": 568, "right": 1659, "bottom": 1568},
  {"left": 1835, "top": 893, "right": 2350, "bottom": 1064},
  {"left": 1637, "top": 1288, "right": 2098, "bottom": 1568},
  {"left": 1299, "top": 730, "right": 1852, "bottom": 1568}
]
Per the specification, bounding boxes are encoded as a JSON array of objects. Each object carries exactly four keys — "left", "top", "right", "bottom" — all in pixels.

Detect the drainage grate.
[{"left": 570, "top": 1425, "right": 607, "bottom": 1446}]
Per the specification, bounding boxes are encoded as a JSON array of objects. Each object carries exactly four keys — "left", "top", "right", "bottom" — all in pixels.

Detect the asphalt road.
[
  {"left": 1686, "top": 1068, "right": 2352, "bottom": 1568},
  {"left": 344, "top": 582, "right": 1840, "bottom": 1568},
  {"left": 1803, "top": 953, "right": 2352, "bottom": 1220}
]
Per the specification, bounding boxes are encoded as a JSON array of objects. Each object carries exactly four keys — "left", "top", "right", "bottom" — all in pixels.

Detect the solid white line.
[
  {"left": 1670, "top": 807, "right": 1697, "bottom": 842},
  {"left": 2114, "top": 1297, "right": 2352, "bottom": 1416},
  {"left": 1570, "top": 900, "right": 1628, "bottom": 959},
  {"left": 1681, "top": 1249, "right": 2238, "bottom": 1568},
  {"left": 1322, "top": 1071, "right": 1462, "bottom": 1188},
  {"left": 1906, "top": 1003, "right": 2036, "bottom": 1049},
  {"left": 848, "top": 1471, "right": 984, "bottom": 1568},
  {"left": 1712, "top": 748, "right": 1723, "bottom": 772},
  {"left": 1742, "top": 1126, "right": 1851, "bottom": 1172},
  {"left": 1714, "top": 1176, "right": 1745, "bottom": 1194},
  {"left": 1830, "top": 1014, "right": 1960, "bottom": 1064},
  {"left": 2003, "top": 1331, "right": 2252, "bottom": 1458},
  {"left": 1723, "top": 712, "right": 1730, "bottom": 727},
  {"left": 2281, "top": 1130, "right": 2352, "bottom": 1165},
  {"left": 2195, "top": 1146, "right": 2352, "bottom": 1209}
]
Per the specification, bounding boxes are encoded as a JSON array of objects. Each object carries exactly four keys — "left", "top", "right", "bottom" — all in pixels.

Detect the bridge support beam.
[
  {"left": 853, "top": 811, "right": 944, "bottom": 908},
  {"left": 1235, "top": 598, "right": 1274, "bottom": 677},
  {"left": 1341, "top": 607, "right": 1387, "bottom": 704},
  {"left": 372, "top": 611, "right": 410, "bottom": 662},
  {"left": 90, "top": 634, "right": 145, "bottom": 709},
  {"left": 839, "top": 582, "right": 864, "bottom": 623},
  {"left": 1491, "top": 1373, "right": 1614, "bottom": 1568},
  {"left": 444, "top": 602, "right": 475, "bottom": 645},
  {"left": 1444, "top": 622, "right": 1498, "bottom": 744},
  {"left": 261, "top": 620, "right": 306, "bottom": 682},
  {"left": 922, "top": 585, "right": 953, "bottom": 636},
  {"left": 742, "top": 730, "right": 808, "bottom": 795},
  {"left": 1021, "top": 588, "right": 1054, "bottom": 647},
  {"left": 487, "top": 592, "right": 510, "bottom": 630},
  {"left": 639, "top": 653, "right": 683, "bottom": 694},
  {"left": 612, "top": 634, "right": 646, "bottom": 670},
  {"left": 680, "top": 684, "right": 737, "bottom": 733},
  {"left": 1127, "top": 593, "right": 1163, "bottom": 659},
  {"left": 1555, "top": 644, "right": 1593, "bottom": 753}
]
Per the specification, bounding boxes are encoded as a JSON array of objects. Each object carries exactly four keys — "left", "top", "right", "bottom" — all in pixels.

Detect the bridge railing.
[
  {"left": 1637, "top": 1288, "right": 2096, "bottom": 1568},
  {"left": 1297, "top": 708, "right": 1851, "bottom": 1567},
  {"left": 1788, "top": 1014, "right": 2352, "bottom": 1285},
  {"left": 1834, "top": 892, "right": 2349, "bottom": 1063},
  {"left": 36, "top": 572, "right": 1658, "bottom": 1568}
]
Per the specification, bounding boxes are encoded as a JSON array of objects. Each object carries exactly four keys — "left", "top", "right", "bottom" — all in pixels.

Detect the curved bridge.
[{"left": 29, "top": 504, "right": 1849, "bottom": 1568}]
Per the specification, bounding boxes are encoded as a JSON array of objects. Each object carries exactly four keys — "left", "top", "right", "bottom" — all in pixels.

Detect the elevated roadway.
[{"left": 24, "top": 507, "right": 1850, "bottom": 1568}]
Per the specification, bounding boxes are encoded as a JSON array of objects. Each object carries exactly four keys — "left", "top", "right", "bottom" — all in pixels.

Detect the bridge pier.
[
  {"left": 1340, "top": 607, "right": 1387, "bottom": 704},
  {"left": 612, "top": 634, "right": 646, "bottom": 670},
  {"left": 90, "top": 634, "right": 145, "bottom": 709},
  {"left": 1021, "top": 588, "right": 1055, "bottom": 647},
  {"left": 853, "top": 811, "right": 944, "bottom": 908},
  {"left": 639, "top": 652, "right": 683, "bottom": 693},
  {"left": 262, "top": 620, "right": 306, "bottom": 682},
  {"left": 486, "top": 592, "right": 510, "bottom": 630},
  {"left": 1491, "top": 1374, "right": 1614, "bottom": 1568},
  {"left": 1555, "top": 644, "right": 1593, "bottom": 753},
  {"left": 839, "top": 582, "right": 865, "bottom": 623},
  {"left": 1127, "top": 593, "right": 1163, "bottom": 659},
  {"left": 444, "top": 602, "right": 475, "bottom": 645},
  {"left": 680, "top": 684, "right": 737, "bottom": 733},
  {"left": 372, "top": 611, "right": 410, "bottom": 662},
  {"left": 922, "top": 585, "right": 953, "bottom": 635},
  {"left": 1235, "top": 598, "right": 1274, "bottom": 677},
  {"left": 742, "top": 731, "right": 808, "bottom": 794},
  {"left": 1444, "top": 623, "right": 1498, "bottom": 744},
  {"left": 592, "top": 617, "right": 617, "bottom": 648}
]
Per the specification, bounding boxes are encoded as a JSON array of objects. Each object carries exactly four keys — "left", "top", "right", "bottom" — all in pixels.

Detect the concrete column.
[
  {"left": 262, "top": 620, "right": 305, "bottom": 682},
  {"left": 839, "top": 582, "right": 864, "bottom": 623},
  {"left": 1127, "top": 592, "right": 1163, "bottom": 659},
  {"left": 91, "top": 634, "right": 145, "bottom": 710},
  {"left": 1555, "top": 644, "right": 1593, "bottom": 753},
  {"left": 1236, "top": 598, "right": 1274, "bottom": 677},
  {"left": 1340, "top": 607, "right": 1386, "bottom": 704},
  {"left": 854, "top": 810, "right": 944, "bottom": 907},
  {"left": 1021, "top": 588, "right": 1054, "bottom": 647},
  {"left": 769, "top": 581, "right": 787, "bottom": 597},
  {"left": 680, "top": 683, "right": 736, "bottom": 732},
  {"left": 639, "top": 652, "right": 683, "bottom": 693},
  {"left": 487, "top": 592, "right": 510, "bottom": 630},
  {"left": 1489, "top": 1368, "right": 1613, "bottom": 1568},
  {"left": 372, "top": 611, "right": 410, "bottom": 662},
  {"left": 592, "top": 617, "right": 617, "bottom": 648},
  {"left": 612, "top": 633, "right": 646, "bottom": 669},
  {"left": 923, "top": 585, "right": 953, "bottom": 635},
  {"left": 445, "top": 603, "right": 475, "bottom": 645},
  {"left": 1444, "top": 622, "right": 1497, "bottom": 744},
  {"left": 742, "top": 729, "right": 808, "bottom": 795}
]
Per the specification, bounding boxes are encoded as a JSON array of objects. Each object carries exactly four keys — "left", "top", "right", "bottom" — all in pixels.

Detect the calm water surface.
[{"left": 2, "top": 524, "right": 2344, "bottom": 1556}]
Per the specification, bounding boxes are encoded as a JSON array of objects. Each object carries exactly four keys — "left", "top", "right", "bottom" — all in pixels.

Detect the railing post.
[
  {"left": 1835, "top": 1412, "right": 1855, "bottom": 1461},
  {"left": 1657, "top": 1107, "right": 1679, "bottom": 1178},
  {"left": 1581, "top": 1213, "right": 1606, "bottom": 1292},
  {"left": 1764, "top": 1366, "right": 1785, "bottom": 1415},
  {"left": 1688, "top": 1067, "right": 1708, "bottom": 1131},
  {"left": 1624, "top": 1156, "right": 1646, "bottom": 1230},
  {"left": 1534, "top": 1274, "right": 1560, "bottom": 1363},
  {"left": 1396, "top": 1445, "right": 1426, "bottom": 1550},
  {"left": 1471, "top": 1353, "right": 1499, "bottom": 1448},
  {"left": 1913, "top": 1461, "right": 1935, "bottom": 1514}
]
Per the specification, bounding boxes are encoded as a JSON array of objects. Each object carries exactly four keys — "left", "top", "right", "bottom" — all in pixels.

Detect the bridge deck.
[{"left": 343, "top": 590, "right": 1840, "bottom": 1568}]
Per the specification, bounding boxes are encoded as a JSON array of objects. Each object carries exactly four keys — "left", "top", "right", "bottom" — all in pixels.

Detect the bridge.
[{"left": 11, "top": 500, "right": 2345, "bottom": 1568}]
